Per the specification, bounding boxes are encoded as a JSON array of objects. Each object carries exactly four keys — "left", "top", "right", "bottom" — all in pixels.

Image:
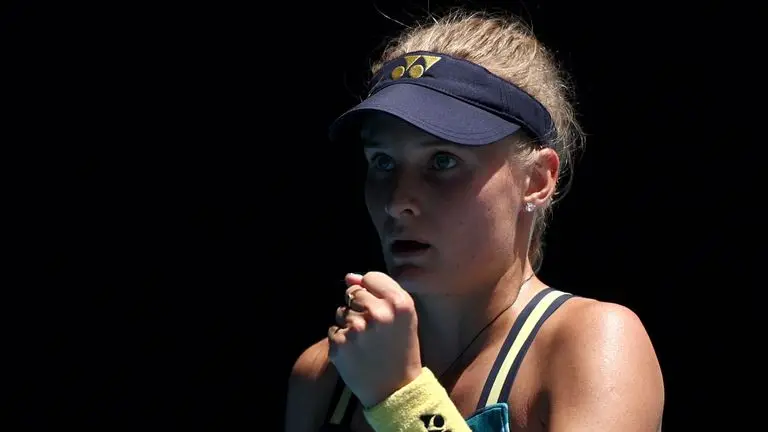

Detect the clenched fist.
[{"left": 327, "top": 271, "right": 423, "bottom": 408}]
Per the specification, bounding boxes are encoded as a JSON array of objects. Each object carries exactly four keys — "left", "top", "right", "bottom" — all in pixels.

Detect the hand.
[{"left": 327, "top": 271, "right": 423, "bottom": 408}]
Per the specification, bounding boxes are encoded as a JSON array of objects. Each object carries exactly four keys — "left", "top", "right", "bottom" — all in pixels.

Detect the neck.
[{"left": 413, "top": 261, "right": 536, "bottom": 379}]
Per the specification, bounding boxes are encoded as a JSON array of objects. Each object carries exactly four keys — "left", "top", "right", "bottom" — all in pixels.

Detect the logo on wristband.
[{"left": 419, "top": 413, "right": 450, "bottom": 431}]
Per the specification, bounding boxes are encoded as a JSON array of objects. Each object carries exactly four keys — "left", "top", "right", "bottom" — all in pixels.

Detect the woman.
[{"left": 286, "top": 10, "right": 664, "bottom": 432}]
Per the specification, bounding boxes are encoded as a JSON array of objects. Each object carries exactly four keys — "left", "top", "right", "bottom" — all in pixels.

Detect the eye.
[
  {"left": 430, "top": 152, "right": 458, "bottom": 171},
  {"left": 370, "top": 153, "right": 395, "bottom": 172}
]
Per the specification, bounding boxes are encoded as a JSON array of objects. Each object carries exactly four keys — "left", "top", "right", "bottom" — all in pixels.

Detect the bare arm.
[
  {"left": 545, "top": 301, "right": 665, "bottom": 432},
  {"left": 285, "top": 339, "right": 339, "bottom": 432}
]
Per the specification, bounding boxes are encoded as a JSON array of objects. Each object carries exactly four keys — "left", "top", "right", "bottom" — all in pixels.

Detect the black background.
[{"left": 5, "top": 0, "right": 760, "bottom": 429}]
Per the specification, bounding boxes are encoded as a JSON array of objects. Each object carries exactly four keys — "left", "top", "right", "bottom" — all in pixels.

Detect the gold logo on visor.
[{"left": 391, "top": 55, "right": 442, "bottom": 80}]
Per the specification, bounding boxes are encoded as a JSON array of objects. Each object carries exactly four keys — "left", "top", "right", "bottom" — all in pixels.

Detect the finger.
[
  {"left": 347, "top": 287, "right": 396, "bottom": 324},
  {"left": 346, "top": 287, "right": 379, "bottom": 311},
  {"left": 327, "top": 325, "right": 347, "bottom": 346},
  {"left": 344, "top": 312, "right": 367, "bottom": 333},
  {"left": 335, "top": 303, "right": 368, "bottom": 326},
  {"left": 344, "top": 272, "right": 364, "bottom": 287},
  {"left": 345, "top": 286, "right": 368, "bottom": 312},
  {"left": 361, "top": 271, "right": 410, "bottom": 307},
  {"left": 335, "top": 306, "right": 348, "bottom": 327}
]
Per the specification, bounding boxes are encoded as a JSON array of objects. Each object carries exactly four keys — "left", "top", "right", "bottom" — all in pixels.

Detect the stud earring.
[{"left": 524, "top": 202, "right": 536, "bottom": 212}]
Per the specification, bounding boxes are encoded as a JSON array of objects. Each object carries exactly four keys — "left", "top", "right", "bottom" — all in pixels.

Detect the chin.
[{"left": 389, "top": 265, "right": 439, "bottom": 294}]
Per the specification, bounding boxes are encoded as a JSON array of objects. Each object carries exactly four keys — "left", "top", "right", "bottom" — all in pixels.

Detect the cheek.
[
  {"left": 440, "top": 185, "right": 518, "bottom": 257},
  {"left": 444, "top": 203, "right": 499, "bottom": 246},
  {"left": 433, "top": 206, "right": 500, "bottom": 281},
  {"left": 430, "top": 191, "right": 493, "bottom": 246}
]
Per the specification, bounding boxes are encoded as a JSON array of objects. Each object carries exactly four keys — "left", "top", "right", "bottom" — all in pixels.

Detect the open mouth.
[{"left": 390, "top": 240, "right": 431, "bottom": 255}]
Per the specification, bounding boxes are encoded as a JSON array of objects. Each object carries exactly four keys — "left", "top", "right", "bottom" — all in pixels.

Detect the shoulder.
[
  {"left": 290, "top": 337, "right": 336, "bottom": 384},
  {"left": 541, "top": 296, "right": 665, "bottom": 431},
  {"left": 286, "top": 338, "right": 340, "bottom": 432},
  {"left": 548, "top": 296, "right": 657, "bottom": 352}
]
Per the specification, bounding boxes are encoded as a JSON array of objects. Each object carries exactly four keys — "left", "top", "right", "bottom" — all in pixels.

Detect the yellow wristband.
[{"left": 363, "top": 367, "right": 472, "bottom": 432}]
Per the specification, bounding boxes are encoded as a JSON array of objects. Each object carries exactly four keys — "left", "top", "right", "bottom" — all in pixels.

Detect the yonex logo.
[
  {"left": 391, "top": 54, "right": 442, "bottom": 80},
  {"left": 419, "top": 413, "right": 450, "bottom": 432}
]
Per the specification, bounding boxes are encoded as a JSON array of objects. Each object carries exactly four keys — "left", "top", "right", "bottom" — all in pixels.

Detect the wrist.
[
  {"left": 363, "top": 367, "right": 472, "bottom": 432},
  {"left": 361, "top": 364, "right": 424, "bottom": 408}
]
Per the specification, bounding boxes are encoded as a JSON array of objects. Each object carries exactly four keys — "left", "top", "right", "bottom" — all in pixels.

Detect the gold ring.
[{"left": 346, "top": 288, "right": 363, "bottom": 307}]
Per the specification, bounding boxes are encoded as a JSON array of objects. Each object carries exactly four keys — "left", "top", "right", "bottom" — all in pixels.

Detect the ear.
[{"left": 524, "top": 148, "right": 559, "bottom": 208}]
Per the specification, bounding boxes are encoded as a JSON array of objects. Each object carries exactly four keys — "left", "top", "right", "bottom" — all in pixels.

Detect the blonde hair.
[{"left": 370, "top": 9, "right": 586, "bottom": 271}]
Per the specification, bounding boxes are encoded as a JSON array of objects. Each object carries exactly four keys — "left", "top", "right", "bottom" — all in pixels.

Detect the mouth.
[{"left": 389, "top": 239, "right": 432, "bottom": 257}]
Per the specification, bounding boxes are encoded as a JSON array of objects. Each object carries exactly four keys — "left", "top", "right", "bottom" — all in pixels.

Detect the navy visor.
[{"left": 329, "top": 51, "right": 556, "bottom": 146}]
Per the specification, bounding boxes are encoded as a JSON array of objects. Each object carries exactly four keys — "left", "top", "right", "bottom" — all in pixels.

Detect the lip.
[
  {"left": 387, "top": 234, "right": 430, "bottom": 245},
  {"left": 391, "top": 246, "right": 431, "bottom": 258},
  {"left": 387, "top": 237, "right": 432, "bottom": 261}
]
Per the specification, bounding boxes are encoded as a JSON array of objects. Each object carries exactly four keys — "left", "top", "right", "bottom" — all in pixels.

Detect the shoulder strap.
[
  {"left": 323, "top": 377, "right": 357, "bottom": 428},
  {"left": 476, "top": 287, "right": 573, "bottom": 410}
]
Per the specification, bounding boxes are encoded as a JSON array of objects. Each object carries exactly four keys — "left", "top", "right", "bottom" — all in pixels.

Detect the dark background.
[{"left": 5, "top": 0, "right": 760, "bottom": 430}]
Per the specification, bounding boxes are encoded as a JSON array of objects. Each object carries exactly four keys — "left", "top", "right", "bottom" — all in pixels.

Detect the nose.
[{"left": 385, "top": 173, "right": 421, "bottom": 219}]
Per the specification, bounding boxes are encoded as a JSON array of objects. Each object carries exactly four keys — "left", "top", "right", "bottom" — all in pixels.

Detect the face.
[{"left": 360, "top": 113, "right": 531, "bottom": 295}]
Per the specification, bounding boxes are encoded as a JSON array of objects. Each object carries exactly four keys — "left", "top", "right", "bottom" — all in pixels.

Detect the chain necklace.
[{"left": 431, "top": 273, "right": 536, "bottom": 383}]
